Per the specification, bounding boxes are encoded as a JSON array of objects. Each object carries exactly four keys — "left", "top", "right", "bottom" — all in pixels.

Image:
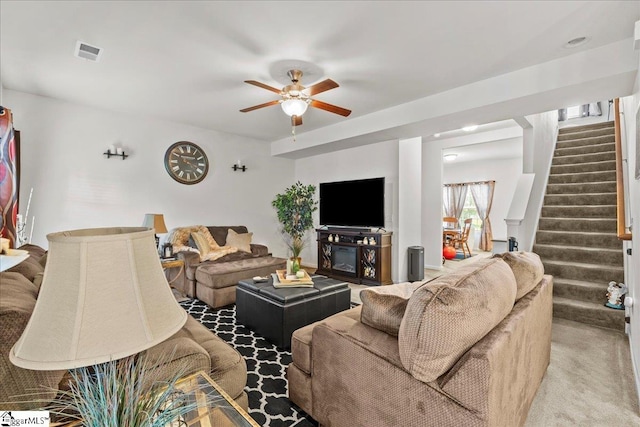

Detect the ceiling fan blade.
[
  {"left": 239, "top": 100, "right": 280, "bottom": 112},
  {"left": 310, "top": 99, "right": 352, "bottom": 117},
  {"left": 305, "top": 79, "right": 339, "bottom": 96},
  {"left": 292, "top": 115, "right": 303, "bottom": 126},
  {"left": 244, "top": 80, "right": 282, "bottom": 94}
]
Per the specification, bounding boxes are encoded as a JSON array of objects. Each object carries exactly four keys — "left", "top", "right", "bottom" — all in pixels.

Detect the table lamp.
[
  {"left": 142, "top": 213, "right": 168, "bottom": 251},
  {"left": 10, "top": 227, "right": 186, "bottom": 369}
]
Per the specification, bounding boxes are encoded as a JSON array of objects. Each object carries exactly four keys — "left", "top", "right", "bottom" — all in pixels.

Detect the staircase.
[{"left": 534, "top": 121, "right": 625, "bottom": 331}]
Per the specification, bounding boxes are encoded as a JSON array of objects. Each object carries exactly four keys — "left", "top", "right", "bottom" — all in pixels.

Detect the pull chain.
[{"left": 291, "top": 124, "right": 296, "bottom": 143}]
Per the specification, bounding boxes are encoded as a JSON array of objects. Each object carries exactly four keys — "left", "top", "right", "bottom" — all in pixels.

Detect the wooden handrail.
[{"left": 614, "top": 98, "right": 632, "bottom": 240}]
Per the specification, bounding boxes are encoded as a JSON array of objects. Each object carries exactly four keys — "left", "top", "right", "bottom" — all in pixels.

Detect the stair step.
[
  {"left": 547, "top": 170, "right": 616, "bottom": 184},
  {"left": 543, "top": 192, "right": 616, "bottom": 206},
  {"left": 557, "top": 126, "right": 615, "bottom": 141},
  {"left": 541, "top": 205, "right": 616, "bottom": 218},
  {"left": 551, "top": 151, "right": 615, "bottom": 165},
  {"left": 554, "top": 142, "right": 615, "bottom": 157},
  {"left": 555, "top": 135, "right": 615, "bottom": 150},
  {"left": 535, "top": 230, "right": 622, "bottom": 249},
  {"left": 550, "top": 160, "right": 615, "bottom": 175},
  {"left": 534, "top": 243, "right": 623, "bottom": 265},
  {"left": 545, "top": 181, "right": 617, "bottom": 194},
  {"left": 542, "top": 260, "right": 623, "bottom": 283},
  {"left": 558, "top": 121, "right": 615, "bottom": 133},
  {"left": 538, "top": 217, "right": 616, "bottom": 233},
  {"left": 553, "top": 297, "right": 625, "bottom": 331},
  {"left": 553, "top": 278, "right": 610, "bottom": 304}
]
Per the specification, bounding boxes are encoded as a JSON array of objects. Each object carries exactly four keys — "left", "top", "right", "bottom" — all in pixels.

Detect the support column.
[{"left": 397, "top": 137, "right": 422, "bottom": 282}]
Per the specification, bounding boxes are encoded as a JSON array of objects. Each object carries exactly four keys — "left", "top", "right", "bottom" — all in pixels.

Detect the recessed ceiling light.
[
  {"left": 443, "top": 153, "right": 458, "bottom": 162},
  {"left": 564, "top": 36, "right": 589, "bottom": 49},
  {"left": 434, "top": 133, "right": 441, "bottom": 137},
  {"left": 462, "top": 125, "right": 478, "bottom": 132}
]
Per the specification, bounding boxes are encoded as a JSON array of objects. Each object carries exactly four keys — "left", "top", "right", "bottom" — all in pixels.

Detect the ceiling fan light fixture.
[{"left": 281, "top": 99, "right": 309, "bottom": 117}]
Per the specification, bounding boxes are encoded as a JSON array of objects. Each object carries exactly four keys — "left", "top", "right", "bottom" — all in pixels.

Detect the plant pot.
[{"left": 290, "top": 256, "right": 302, "bottom": 273}]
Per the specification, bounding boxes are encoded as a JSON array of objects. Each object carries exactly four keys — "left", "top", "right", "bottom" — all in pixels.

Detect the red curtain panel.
[{"left": 0, "top": 107, "right": 19, "bottom": 247}]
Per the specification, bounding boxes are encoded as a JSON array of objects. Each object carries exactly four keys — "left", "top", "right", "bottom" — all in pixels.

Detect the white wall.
[
  {"left": 621, "top": 79, "right": 640, "bottom": 408},
  {"left": 294, "top": 139, "right": 399, "bottom": 277},
  {"left": 520, "top": 111, "right": 559, "bottom": 251},
  {"left": 397, "top": 137, "right": 422, "bottom": 282},
  {"left": 5, "top": 89, "right": 294, "bottom": 255},
  {"left": 443, "top": 156, "right": 522, "bottom": 243}
]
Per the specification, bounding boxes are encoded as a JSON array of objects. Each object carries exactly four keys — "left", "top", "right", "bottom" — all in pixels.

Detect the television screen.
[{"left": 319, "top": 178, "right": 385, "bottom": 228}]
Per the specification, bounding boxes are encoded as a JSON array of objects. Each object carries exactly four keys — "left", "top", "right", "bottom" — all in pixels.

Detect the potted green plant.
[{"left": 272, "top": 181, "right": 318, "bottom": 269}]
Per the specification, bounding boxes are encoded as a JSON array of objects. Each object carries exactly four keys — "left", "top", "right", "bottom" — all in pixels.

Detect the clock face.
[{"left": 164, "top": 141, "right": 209, "bottom": 185}]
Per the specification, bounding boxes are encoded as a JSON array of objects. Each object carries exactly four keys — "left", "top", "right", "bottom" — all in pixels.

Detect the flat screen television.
[{"left": 319, "top": 177, "right": 385, "bottom": 228}]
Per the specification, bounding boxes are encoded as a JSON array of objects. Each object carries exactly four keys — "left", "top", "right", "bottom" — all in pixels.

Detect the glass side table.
[{"left": 175, "top": 370, "right": 259, "bottom": 427}]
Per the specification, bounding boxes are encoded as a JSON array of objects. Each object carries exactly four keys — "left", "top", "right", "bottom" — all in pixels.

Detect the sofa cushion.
[
  {"left": 226, "top": 229, "right": 253, "bottom": 253},
  {"left": 292, "top": 306, "right": 362, "bottom": 375},
  {"left": 6, "top": 255, "right": 44, "bottom": 283},
  {"left": 0, "top": 272, "right": 39, "bottom": 314},
  {"left": 0, "top": 272, "right": 65, "bottom": 410},
  {"left": 492, "top": 251, "right": 544, "bottom": 300},
  {"left": 200, "top": 246, "right": 239, "bottom": 262},
  {"left": 398, "top": 258, "right": 517, "bottom": 383},
  {"left": 360, "top": 282, "right": 423, "bottom": 336},
  {"left": 208, "top": 226, "right": 248, "bottom": 247}
]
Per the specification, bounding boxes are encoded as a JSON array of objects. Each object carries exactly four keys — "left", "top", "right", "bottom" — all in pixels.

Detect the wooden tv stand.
[{"left": 315, "top": 228, "right": 392, "bottom": 286}]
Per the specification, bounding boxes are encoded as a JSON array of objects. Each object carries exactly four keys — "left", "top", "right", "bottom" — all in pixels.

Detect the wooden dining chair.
[
  {"left": 442, "top": 216, "right": 459, "bottom": 247},
  {"left": 451, "top": 218, "right": 472, "bottom": 258}
]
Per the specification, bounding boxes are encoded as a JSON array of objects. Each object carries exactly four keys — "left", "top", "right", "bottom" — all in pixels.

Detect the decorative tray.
[{"left": 275, "top": 269, "right": 313, "bottom": 284}]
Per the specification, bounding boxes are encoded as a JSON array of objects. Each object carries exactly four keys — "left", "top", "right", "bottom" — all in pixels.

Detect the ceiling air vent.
[{"left": 74, "top": 41, "right": 102, "bottom": 62}]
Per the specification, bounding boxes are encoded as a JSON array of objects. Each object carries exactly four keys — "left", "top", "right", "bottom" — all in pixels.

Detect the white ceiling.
[{"left": 1, "top": 1, "right": 639, "bottom": 147}]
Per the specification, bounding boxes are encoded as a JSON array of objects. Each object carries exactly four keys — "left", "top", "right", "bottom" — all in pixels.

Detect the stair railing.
[{"left": 614, "top": 98, "right": 632, "bottom": 240}]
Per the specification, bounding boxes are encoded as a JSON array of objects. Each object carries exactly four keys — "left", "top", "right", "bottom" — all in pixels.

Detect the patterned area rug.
[{"left": 179, "top": 299, "right": 318, "bottom": 427}]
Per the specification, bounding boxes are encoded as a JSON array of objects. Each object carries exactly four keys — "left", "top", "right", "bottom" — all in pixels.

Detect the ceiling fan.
[{"left": 240, "top": 69, "right": 351, "bottom": 127}]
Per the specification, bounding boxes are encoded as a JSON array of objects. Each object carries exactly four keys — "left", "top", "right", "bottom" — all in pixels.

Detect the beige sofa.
[
  {"left": 288, "top": 253, "right": 552, "bottom": 427},
  {"left": 0, "top": 244, "right": 248, "bottom": 411},
  {"left": 168, "top": 225, "right": 286, "bottom": 308}
]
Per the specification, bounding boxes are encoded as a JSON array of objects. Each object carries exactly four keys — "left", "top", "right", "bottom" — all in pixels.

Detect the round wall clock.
[{"left": 164, "top": 141, "right": 209, "bottom": 185}]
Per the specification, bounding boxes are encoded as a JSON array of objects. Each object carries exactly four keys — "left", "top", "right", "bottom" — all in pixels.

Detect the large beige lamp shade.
[{"left": 10, "top": 227, "right": 187, "bottom": 370}]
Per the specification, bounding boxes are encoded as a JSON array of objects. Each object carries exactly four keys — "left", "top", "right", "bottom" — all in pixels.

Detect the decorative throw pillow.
[
  {"left": 360, "top": 282, "right": 423, "bottom": 336},
  {"left": 398, "top": 258, "right": 516, "bottom": 383},
  {"left": 167, "top": 226, "right": 219, "bottom": 255},
  {"left": 492, "top": 251, "right": 544, "bottom": 300},
  {"left": 191, "top": 231, "right": 212, "bottom": 254},
  {"left": 226, "top": 229, "right": 253, "bottom": 253}
]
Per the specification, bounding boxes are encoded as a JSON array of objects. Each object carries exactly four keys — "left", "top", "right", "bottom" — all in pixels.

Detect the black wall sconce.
[
  {"left": 232, "top": 160, "right": 247, "bottom": 172},
  {"left": 104, "top": 144, "right": 128, "bottom": 159}
]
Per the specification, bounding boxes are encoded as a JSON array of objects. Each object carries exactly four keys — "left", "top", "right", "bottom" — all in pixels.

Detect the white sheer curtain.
[
  {"left": 469, "top": 181, "right": 495, "bottom": 251},
  {"left": 442, "top": 184, "right": 468, "bottom": 220}
]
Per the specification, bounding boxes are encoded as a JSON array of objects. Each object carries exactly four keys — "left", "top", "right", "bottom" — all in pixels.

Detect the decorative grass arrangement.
[{"left": 46, "top": 351, "right": 217, "bottom": 427}]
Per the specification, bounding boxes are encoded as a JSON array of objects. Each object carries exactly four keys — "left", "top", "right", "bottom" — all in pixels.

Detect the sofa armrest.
[
  {"left": 250, "top": 244, "right": 270, "bottom": 257},
  {"left": 177, "top": 250, "right": 200, "bottom": 266},
  {"left": 438, "top": 275, "right": 553, "bottom": 426}
]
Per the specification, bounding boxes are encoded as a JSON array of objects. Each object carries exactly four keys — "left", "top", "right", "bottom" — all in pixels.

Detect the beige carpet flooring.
[{"left": 348, "top": 250, "right": 640, "bottom": 425}]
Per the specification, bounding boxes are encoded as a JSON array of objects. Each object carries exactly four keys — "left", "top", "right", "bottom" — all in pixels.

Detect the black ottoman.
[{"left": 236, "top": 275, "right": 351, "bottom": 349}]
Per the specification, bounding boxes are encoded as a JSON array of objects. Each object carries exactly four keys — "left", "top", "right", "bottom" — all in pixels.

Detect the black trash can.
[{"left": 408, "top": 246, "right": 424, "bottom": 281}]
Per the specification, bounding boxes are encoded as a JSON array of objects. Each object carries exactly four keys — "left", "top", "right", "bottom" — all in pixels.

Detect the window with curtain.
[{"left": 443, "top": 180, "right": 495, "bottom": 251}]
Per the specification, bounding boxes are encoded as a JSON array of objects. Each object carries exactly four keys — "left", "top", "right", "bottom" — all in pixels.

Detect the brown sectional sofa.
[
  {"left": 0, "top": 244, "right": 248, "bottom": 411},
  {"left": 288, "top": 253, "right": 552, "bottom": 427},
  {"left": 169, "top": 226, "right": 286, "bottom": 308}
]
